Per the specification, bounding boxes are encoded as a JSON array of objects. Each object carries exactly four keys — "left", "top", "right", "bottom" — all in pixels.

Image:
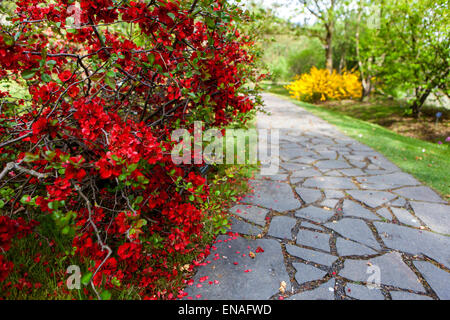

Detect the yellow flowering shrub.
[{"left": 285, "top": 67, "right": 362, "bottom": 103}]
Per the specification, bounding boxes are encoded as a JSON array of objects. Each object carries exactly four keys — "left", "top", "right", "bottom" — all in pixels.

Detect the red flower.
[
  {"left": 31, "top": 117, "right": 48, "bottom": 135},
  {"left": 67, "top": 85, "right": 79, "bottom": 98},
  {"left": 117, "top": 242, "right": 141, "bottom": 261},
  {"left": 58, "top": 70, "right": 73, "bottom": 82}
]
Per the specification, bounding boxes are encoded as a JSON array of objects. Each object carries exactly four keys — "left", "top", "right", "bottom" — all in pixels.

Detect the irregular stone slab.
[
  {"left": 394, "top": 186, "right": 446, "bottom": 203},
  {"left": 357, "top": 172, "right": 420, "bottom": 190},
  {"left": 325, "top": 218, "right": 381, "bottom": 250},
  {"left": 317, "top": 150, "right": 337, "bottom": 159},
  {"left": 295, "top": 187, "right": 322, "bottom": 204},
  {"left": 303, "top": 176, "right": 357, "bottom": 190},
  {"left": 315, "top": 160, "right": 351, "bottom": 170},
  {"left": 376, "top": 208, "right": 393, "bottom": 221},
  {"left": 409, "top": 201, "right": 450, "bottom": 235},
  {"left": 413, "top": 261, "right": 450, "bottom": 300},
  {"left": 342, "top": 200, "right": 378, "bottom": 220},
  {"left": 184, "top": 236, "right": 291, "bottom": 300},
  {"left": 241, "top": 180, "right": 301, "bottom": 212},
  {"left": 368, "top": 154, "right": 400, "bottom": 171},
  {"left": 340, "top": 252, "right": 424, "bottom": 291},
  {"left": 390, "top": 291, "right": 433, "bottom": 300},
  {"left": 229, "top": 217, "right": 263, "bottom": 236},
  {"left": 345, "top": 283, "right": 384, "bottom": 300},
  {"left": 390, "top": 198, "right": 406, "bottom": 207},
  {"left": 291, "top": 169, "right": 323, "bottom": 184},
  {"left": 291, "top": 156, "right": 318, "bottom": 164},
  {"left": 229, "top": 205, "right": 268, "bottom": 227},
  {"left": 311, "top": 137, "right": 334, "bottom": 145},
  {"left": 345, "top": 154, "right": 365, "bottom": 161},
  {"left": 280, "top": 147, "right": 311, "bottom": 161},
  {"left": 349, "top": 143, "right": 374, "bottom": 152},
  {"left": 320, "top": 199, "right": 339, "bottom": 210},
  {"left": 293, "top": 263, "right": 327, "bottom": 284},
  {"left": 296, "top": 229, "right": 331, "bottom": 252},
  {"left": 300, "top": 221, "right": 323, "bottom": 231},
  {"left": 279, "top": 142, "right": 301, "bottom": 149},
  {"left": 347, "top": 190, "right": 396, "bottom": 208},
  {"left": 349, "top": 160, "right": 366, "bottom": 168},
  {"left": 289, "top": 279, "right": 335, "bottom": 300},
  {"left": 340, "top": 168, "right": 365, "bottom": 177},
  {"left": 282, "top": 162, "right": 316, "bottom": 172},
  {"left": 374, "top": 222, "right": 450, "bottom": 269},
  {"left": 286, "top": 244, "right": 337, "bottom": 267},
  {"left": 336, "top": 238, "right": 378, "bottom": 256},
  {"left": 267, "top": 216, "right": 296, "bottom": 240},
  {"left": 391, "top": 207, "right": 421, "bottom": 227},
  {"left": 295, "top": 206, "right": 335, "bottom": 223},
  {"left": 364, "top": 169, "right": 393, "bottom": 176},
  {"left": 324, "top": 189, "right": 345, "bottom": 199},
  {"left": 323, "top": 170, "right": 343, "bottom": 176}
]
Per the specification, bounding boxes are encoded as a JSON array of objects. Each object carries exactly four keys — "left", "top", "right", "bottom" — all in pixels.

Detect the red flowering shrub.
[{"left": 0, "top": 0, "right": 261, "bottom": 299}]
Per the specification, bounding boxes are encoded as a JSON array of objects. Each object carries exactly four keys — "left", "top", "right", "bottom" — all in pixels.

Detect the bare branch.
[{"left": 0, "top": 162, "right": 48, "bottom": 182}]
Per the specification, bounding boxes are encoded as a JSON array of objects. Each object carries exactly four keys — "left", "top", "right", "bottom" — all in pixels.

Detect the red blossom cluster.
[{"left": 0, "top": 0, "right": 261, "bottom": 299}]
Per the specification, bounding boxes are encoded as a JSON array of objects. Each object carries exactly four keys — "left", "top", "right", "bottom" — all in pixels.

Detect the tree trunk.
[
  {"left": 411, "top": 88, "right": 432, "bottom": 118},
  {"left": 361, "top": 77, "right": 372, "bottom": 101},
  {"left": 338, "top": 45, "right": 346, "bottom": 73},
  {"left": 356, "top": 3, "right": 371, "bottom": 101},
  {"left": 325, "top": 28, "right": 333, "bottom": 73}
]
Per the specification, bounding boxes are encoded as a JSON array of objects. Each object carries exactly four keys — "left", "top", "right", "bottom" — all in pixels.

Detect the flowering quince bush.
[
  {"left": 286, "top": 67, "right": 362, "bottom": 103},
  {"left": 0, "top": 0, "right": 262, "bottom": 299}
]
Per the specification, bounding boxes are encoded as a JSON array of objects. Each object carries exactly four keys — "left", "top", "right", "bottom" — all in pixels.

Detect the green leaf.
[
  {"left": 148, "top": 53, "right": 155, "bottom": 66},
  {"left": 105, "top": 76, "right": 116, "bottom": 89},
  {"left": 128, "top": 163, "right": 138, "bottom": 173},
  {"left": 205, "top": 17, "right": 215, "bottom": 29},
  {"left": 41, "top": 73, "right": 52, "bottom": 83},
  {"left": 167, "top": 12, "right": 176, "bottom": 21},
  {"left": 81, "top": 272, "right": 92, "bottom": 286},
  {"left": 135, "top": 196, "right": 143, "bottom": 204},
  {"left": 22, "top": 70, "right": 36, "bottom": 80},
  {"left": 136, "top": 219, "right": 147, "bottom": 228},
  {"left": 23, "top": 153, "right": 39, "bottom": 162},
  {"left": 61, "top": 226, "right": 71, "bottom": 235},
  {"left": 2, "top": 34, "right": 14, "bottom": 46}
]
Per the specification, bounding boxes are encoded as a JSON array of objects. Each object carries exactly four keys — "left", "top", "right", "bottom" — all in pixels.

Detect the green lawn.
[{"left": 263, "top": 84, "right": 450, "bottom": 199}]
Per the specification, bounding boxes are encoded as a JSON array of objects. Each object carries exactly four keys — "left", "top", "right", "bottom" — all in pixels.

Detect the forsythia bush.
[
  {"left": 0, "top": 0, "right": 261, "bottom": 299},
  {"left": 286, "top": 67, "right": 362, "bottom": 103}
]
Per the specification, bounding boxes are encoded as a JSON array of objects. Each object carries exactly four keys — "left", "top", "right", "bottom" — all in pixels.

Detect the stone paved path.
[{"left": 184, "top": 93, "right": 450, "bottom": 300}]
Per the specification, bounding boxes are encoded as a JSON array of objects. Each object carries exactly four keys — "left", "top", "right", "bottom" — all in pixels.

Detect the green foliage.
[
  {"left": 374, "top": 0, "right": 449, "bottom": 113},
  {"left": 205, "top": 165, "right": 256, "bottom": 235},
  {"left": 262, "top": 35, "right": 326, "bottom": 83}
]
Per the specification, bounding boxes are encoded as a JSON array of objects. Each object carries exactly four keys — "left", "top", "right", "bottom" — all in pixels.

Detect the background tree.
[
  {"left": 354, "top": 0, "right": 384, "bottom": 100},
  {"left": 294, "top": 0, "right": 343, "bottom": 72},
  {"left": 377, "top": 0, "right": 449, "bottom": 117}
]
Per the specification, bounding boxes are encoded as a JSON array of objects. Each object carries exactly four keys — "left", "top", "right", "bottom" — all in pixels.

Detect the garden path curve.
[{"left": 184, "top": 93, "right": 450, "bottom": 300}]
